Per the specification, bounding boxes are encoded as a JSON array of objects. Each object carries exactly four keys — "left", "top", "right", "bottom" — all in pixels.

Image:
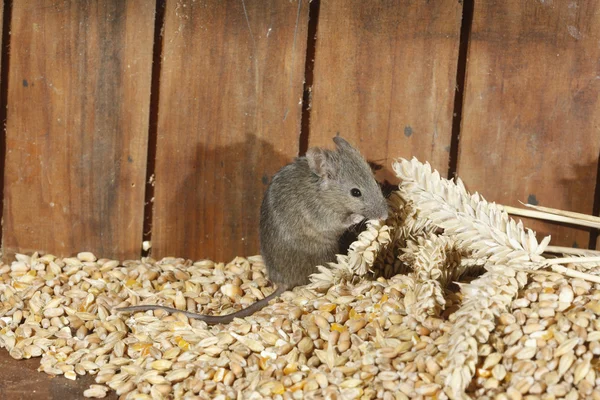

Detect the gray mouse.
[{"left": 116, "top": 136, "right": 389, "bottom": 324}]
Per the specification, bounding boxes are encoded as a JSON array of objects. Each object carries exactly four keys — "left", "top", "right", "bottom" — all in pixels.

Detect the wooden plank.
[
  {"left": 308, "top": 0, "right": 463, "bottom": 182},
  {"left": 2, "top": 1, "right": 155, "bottom": 260},
  {"left": 152, "top": 0, "right": 309, "bottom": 261},
  {"left": 457, "top": 0, "right": 600, "bottom": 248},
  {"left": 0, "top": 350, "right": 117, "bottom": 400}
]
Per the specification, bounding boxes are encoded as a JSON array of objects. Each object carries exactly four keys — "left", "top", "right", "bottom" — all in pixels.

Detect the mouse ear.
[
  {"left": 333, "top": 136, "right": 357, "bottom": 153},
  {"left": 306, "top": 148, "right": 335, "bottom": 179}
]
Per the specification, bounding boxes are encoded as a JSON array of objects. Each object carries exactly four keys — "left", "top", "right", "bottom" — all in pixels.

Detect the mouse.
[{"left": 116, "top": 136, "right": 389, "bottom": 324}]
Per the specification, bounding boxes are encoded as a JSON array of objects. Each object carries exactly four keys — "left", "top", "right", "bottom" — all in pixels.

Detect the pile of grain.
[{"left": 1, "top": 157, "right": 599, "bottom": 400}]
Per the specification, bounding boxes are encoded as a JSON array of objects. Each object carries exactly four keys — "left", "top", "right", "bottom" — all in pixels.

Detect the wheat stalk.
[
  {"left": 545, "top": 256, "right": 600, "bottom": 265},
  {"left": 502, "top": 204, "right": 600, "bottom": 229},
  {"left": 524, "top": 202, "right": 600, "bottom": 224},
  {"left": 545, "top": 245, "right": 600, "bottom": 255}
]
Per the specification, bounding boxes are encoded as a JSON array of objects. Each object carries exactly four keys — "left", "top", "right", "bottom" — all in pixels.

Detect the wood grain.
[
  {"left": 151, "top": 0, "right": 309, "bottom": 261},
  {"left": 457, "top": 0, "right": 600, "bottom": 248},
  {"left": 308, "top": 0, "right": 463, "bottom": 182},
  {"left": 0, "top": 349, "right": 117, "bottom": 400},
  {"left": 2, "top": 1, "right": 155, "bottom": 260}
]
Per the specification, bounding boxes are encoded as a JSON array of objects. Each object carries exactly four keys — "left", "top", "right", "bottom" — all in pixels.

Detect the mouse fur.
[{"left": 260, "top": 136, "right": 389, "bottom": 288}]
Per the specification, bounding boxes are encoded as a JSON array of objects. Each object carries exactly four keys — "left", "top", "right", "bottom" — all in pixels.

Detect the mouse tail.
[
  {"left": 200, "top": 284, "right": 288, "bottom": 324},
  {"left": 116, "top": 285, "right": 288, "bottom": 325}
]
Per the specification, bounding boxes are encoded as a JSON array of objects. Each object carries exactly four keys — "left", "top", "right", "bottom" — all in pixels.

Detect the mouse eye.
[{"left": 351, "top": 188, "right": 362, "bottom": 197}]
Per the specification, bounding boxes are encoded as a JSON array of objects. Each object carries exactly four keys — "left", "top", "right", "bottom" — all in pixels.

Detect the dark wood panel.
[
  {"left": 1, "top": 1, "right": 155, "bottom": 261},
  {"left": 308, "top": 0, "right": 463, "bottom": 182},
  {"left": 457, "top": 0, "right": 600, "bottom": 248},
  {"left": 151, "top": 0, "right": 309, "bottom": 261}
]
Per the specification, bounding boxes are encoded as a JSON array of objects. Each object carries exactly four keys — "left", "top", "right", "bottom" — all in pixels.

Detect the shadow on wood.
[{"left": 152, "top": 134, "right": 292, "bottom": 262}]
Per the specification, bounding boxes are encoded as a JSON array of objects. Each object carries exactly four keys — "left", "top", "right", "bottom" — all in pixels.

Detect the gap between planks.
[
  {"left": 0, "top": 0, "right": 13, "bottom": 258},
  {"left": 298, "top": 0, "right": 320, "bottom": 157},
  {"left": 141, "top": 0, "right": 166, "bottom": 258},
  {"left": 447, "top": 0, "right": 474, "bottom": 180}
]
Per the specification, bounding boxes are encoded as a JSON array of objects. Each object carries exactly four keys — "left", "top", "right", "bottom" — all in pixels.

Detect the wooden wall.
[{"left": 0, "top": 0, "right": 599, "bottom": 262}]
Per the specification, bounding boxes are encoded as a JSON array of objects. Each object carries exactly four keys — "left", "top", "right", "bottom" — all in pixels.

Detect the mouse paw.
[{"left": 347, "top": 213, "right": 365, "bottom": 225}]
